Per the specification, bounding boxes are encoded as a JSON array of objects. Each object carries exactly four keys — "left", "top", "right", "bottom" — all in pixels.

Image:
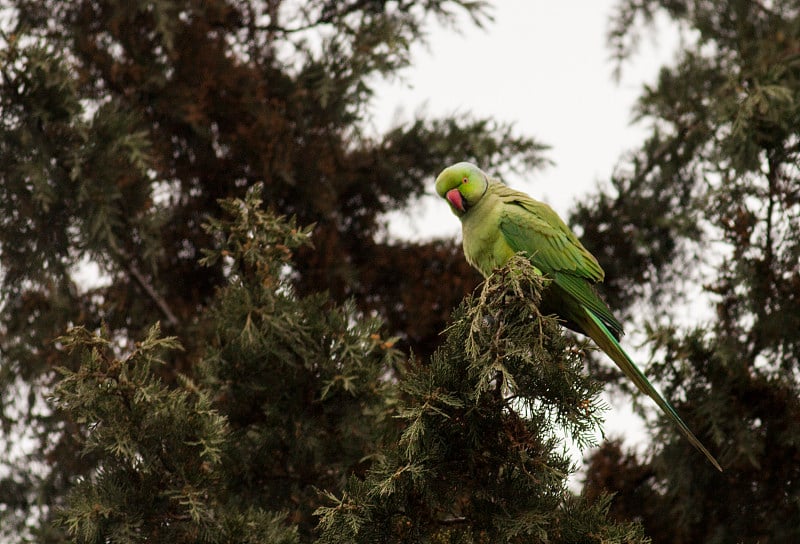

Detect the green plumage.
[{"left": 435, "top": 162, "right": 722, "bottom": 471}]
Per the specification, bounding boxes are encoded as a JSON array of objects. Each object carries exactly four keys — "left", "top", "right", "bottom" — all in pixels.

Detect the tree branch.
[
  {"left": 125, "top": 258, "right": 180, "bottom": 328},
  {"left": 110, "top": 242, "right": 180, "bottom": 328},
  {"left": 256, "top": 0, "right": 374, "bottom": 34}
]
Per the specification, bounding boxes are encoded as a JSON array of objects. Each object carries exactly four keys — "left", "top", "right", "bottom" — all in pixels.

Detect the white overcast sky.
[
  {"left": 370, "top": 1, "right": 684, "bottom": 461},
  {"left": 372, "top": 0, "right": 679, "bottom": 242}
]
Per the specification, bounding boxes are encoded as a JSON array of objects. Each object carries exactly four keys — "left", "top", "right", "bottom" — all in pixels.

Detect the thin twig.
[
  {"left": 110, "top": 241, "right": 180, "bottom": 328},
  {"left": 125, "top": 259, "right": 180, "bottom": 328}
]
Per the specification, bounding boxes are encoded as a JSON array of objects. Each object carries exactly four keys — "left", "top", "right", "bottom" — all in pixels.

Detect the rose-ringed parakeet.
[{"left": 435, "top": 161, "right": 722, "bottom": 471}]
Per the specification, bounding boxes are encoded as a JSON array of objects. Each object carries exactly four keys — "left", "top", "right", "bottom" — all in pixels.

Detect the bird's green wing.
[
  {"left": 494, "top": 185, "right": 623, "bottom": 337},
  {"left": 484, "top": 183, "right": 722, "bottom": 470}
]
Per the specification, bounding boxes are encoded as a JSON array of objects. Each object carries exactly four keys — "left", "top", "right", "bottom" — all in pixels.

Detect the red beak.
[{"left": 446, "top": 188, "right": 465, "bottom": 212}]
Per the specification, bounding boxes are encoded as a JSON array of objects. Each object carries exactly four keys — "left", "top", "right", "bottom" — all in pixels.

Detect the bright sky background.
[
  {"left": 373, "top": 1, "right": 679, "bottom": 238},
  {"left": 370, "top": 0, "right": 684, "bottom": 465}
]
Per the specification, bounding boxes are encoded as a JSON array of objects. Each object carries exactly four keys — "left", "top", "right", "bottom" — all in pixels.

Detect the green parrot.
[{"left": 435, "top": 161, "right": 722, "bottom": 471}]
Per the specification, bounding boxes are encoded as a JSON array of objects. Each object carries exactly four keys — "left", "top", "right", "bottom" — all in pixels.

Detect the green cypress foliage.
[
  {"left": 52, "top": 186, "right": 401, "bottom": 542},
  {"left": 54, "top": 324, "right": 299, "bottom": 543},
  {"left": 316, "top": 257, "right": 646, "bottom": 543},
  {"left": 197, "top": 187, "right": 402, "bottom": 540},
  {"left": 576, "top": 2, "right": 800, "bottom": 542},
  {"left": 52, "top": 188, "right": 646, "bottom": 543},
  {"left": 0, "top": 2, "right": 547, "bottom": 540},
  {"left": 11, "top": 0, "right": 800, "bottom": 542}
]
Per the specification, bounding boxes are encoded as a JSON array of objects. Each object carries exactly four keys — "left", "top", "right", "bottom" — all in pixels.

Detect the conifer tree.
[
  {"left": 316, "top": 257, "right": 647, "bottom": 544},
  {"left": 53, "top": 186, "right": 403, "bottom": 542},
  {"left": 0, "top": 1, "right": 547, "bottom": 540},
  {"left": 575, "top": 1, "right": 800, "bottom": 542},
  {"left": 55, "top": 324, "right": 299, "bottom": 544},
  {"left": 14, "top": 0, "right": 800, "bottom": 542},
  {"left": 52, "top": 188, "right": 646, "bottom": 543}
]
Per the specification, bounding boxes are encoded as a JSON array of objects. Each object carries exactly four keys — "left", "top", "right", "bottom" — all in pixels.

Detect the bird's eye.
[{"left": 462, "top": 177, "right": 469, "bottom": 184}]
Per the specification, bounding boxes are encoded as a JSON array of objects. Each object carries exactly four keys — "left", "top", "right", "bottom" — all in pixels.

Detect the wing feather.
[{"left": 493, "top": 184, "right": 624, "bottom": 337}]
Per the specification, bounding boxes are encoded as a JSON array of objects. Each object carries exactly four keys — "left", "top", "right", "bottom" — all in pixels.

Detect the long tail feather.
[{"left": 581, "top": 308, "right": 723, "bottom": 471}]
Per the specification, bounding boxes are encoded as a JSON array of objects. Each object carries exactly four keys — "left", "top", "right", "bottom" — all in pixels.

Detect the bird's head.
[{"left": 435, "top": 162, "right": 489, "bottom": 217}]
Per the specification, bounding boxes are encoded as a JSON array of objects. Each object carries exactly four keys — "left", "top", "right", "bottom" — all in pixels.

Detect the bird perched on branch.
[{"left": 435, "top": 161, "right": 722, "bottom": 471}]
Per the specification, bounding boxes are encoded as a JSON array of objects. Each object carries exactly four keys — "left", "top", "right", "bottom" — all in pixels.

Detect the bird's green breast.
[{"left": 460, "top": 190, "right": 515, "bottom": 278}]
